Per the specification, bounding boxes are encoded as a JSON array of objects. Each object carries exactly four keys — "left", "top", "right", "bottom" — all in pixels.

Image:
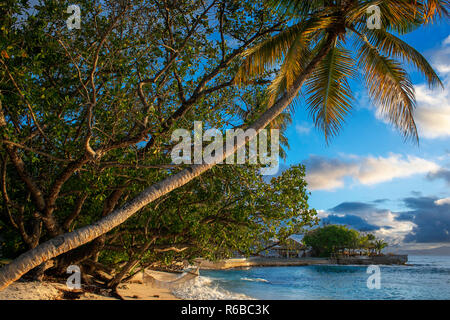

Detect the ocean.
[{"left": 172, "top": 256, "right": 450, "bottom": 300}]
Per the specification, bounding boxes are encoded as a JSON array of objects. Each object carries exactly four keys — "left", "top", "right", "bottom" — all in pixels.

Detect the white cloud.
[
  {"left": 305, "top": 154, "right": 440, "bottom": 191},
  {"left": 413, "top": 36, "right": 450, "bottom": 139},
  {"left": 435, "top": 197, "right": 450, "bottom": 206},
  {"left": 444, "top": 35, "right": 450, "bottom": 46},
  {"left": 371, "top": 210, "right": 415, "bottom": 245},
  {"left": 431, "top": 45, "right": 450, "bottom": 74},
  {"left": 357, "top": 155, "right": 439, "bottom": 185},
  {"left": 295, "top": 122, "right": 312, "bottom": 135},
  {"left": 305, "top": 157, "right": 358, "bottom": 190},
  {"left": 316, "top": 209, "right": 329, "bottom": 219},
  {"left": 414, "top": 79, "right": 450, "bottom": 139}
]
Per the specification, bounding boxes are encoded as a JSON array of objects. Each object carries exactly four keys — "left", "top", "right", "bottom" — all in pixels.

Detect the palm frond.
[
  {"left": 382, "top": 0, "right": 426, "bottom": 33},
  {"left": 234, "top": 16, "right": 335, "bottom": 86},
  {"left": 423, "top": 0, "right": 450, "bottom": 23},
  {"left": 269, "top": 111, "right": 292, "bottom": 131},
  {"left": 349, "top": 0, "right": 449, "bottom": 31},
  {"left": 266, "top": 33, "right": 310, "bottom": 106},
  {"left": 305, "top": 43, "right": 356, "bottom": 141},
  {"left": 270, "top": 112, "right": 291, "bottom": 159},
  {"left": 265, "top": 0, "right": 328, "bottom": 17},
  {"left": 347, "top": 0, "right": 423, "bottom": 34},
  {"left": 365, "top": 29, "right": 442, "bottom": 88},
  {"left": 234, "top": 22, "right": 305, "bottom": 86},
  {"left": 346, "top": 0, "right": 383, "bottom": 24},
  {"left": 357, "top": 40, "right": 418, "bottom": 141}
]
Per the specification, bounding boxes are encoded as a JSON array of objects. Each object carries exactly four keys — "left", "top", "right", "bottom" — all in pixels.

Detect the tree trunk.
[
  {"left": 0, "top": 35, "right": 336, "bottom": 291},
  {"left": 107, "top": 237, "right": 156, "bottom": 289}
]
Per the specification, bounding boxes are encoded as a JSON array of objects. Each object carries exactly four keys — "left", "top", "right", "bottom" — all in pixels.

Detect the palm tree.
[
  {"left": 374, "top": 239, "right": 388, "bottom": 255},
  {"left": 235, "top": 0, "right": 446, "bottom": 141},
  {"left": 0, "top": 0, "right": 447, "bottom": 290}
]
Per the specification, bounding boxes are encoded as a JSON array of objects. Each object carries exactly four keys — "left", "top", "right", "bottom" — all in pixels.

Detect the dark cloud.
[
  {"left": 403, "top": 196, "right": 436, "bottom": 209},
  {"left": 398, "top": 197, "right": 450, "bottom": 243},
  {"left": 373, "top": 199, "right": 389, "bottom": 204},
  {"left": 322, "top": 214, "right": 380, "bottom": 232},
  {"left": 326, "top": 197, "right": 450, "bottom": 244},
  {"left": 304, "top": 156, "right": 349, "bottom": 171},
  {"left": 325, "top": 202, "right": 394, "bottom": 233},
  {"left": 330, "top": 202, "right": 376, "bottom": 213},
  {"left": 427, "top": 169, "right": 450, "bottom": 186},
  {"left": 395, "top": 211, "right": 416, "bottom": 221}
]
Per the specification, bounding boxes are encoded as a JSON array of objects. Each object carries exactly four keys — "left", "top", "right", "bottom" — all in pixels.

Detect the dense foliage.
[
  {"left": 0, "top": 0, "right": 316, "bottom": 285},
  {"left": 303, "top": 225, "right": 388, "bottom": 257}
]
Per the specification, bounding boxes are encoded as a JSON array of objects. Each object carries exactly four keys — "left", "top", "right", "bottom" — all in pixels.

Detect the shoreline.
[
  {"left": 195, "top": 255, "right": 408, "bottom": 269},
  {"left": 0, "top": 256, "right": 409, "bottom": 300},
  {"left": 195, "top": 257, "right": 330, "bottom": 269}
]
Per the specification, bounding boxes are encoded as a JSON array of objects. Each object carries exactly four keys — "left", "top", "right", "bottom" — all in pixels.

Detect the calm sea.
[{"left": 172, "top": 256, "right": 450, "bottom": 300}]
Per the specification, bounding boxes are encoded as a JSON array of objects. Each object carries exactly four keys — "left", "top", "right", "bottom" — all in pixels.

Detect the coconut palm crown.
[{"left": 235, "top": 0, "right": 448, "bottom": 142}]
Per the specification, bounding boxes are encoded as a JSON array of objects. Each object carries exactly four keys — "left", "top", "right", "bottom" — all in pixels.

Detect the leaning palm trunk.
[{"left": 0, "top": 35, "right": 336, "bottom": 291}]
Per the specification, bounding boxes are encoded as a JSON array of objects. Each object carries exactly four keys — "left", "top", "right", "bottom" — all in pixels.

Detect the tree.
[
  {"left": 303, "top": 225, "right": 359, "bottom": 257},
  {"left": 302, "top": 225, "right": 388, "bottom": 257},
  {"left": 0, "top": 0, "right": 447, "bottom": 290},
  {"left": 374, "top": 239, "right": 388, "bottom": 255},
  {"left": 0, "top": 0, "right": 289, "bottom": 288},
  {"left": 363, "top": 233, "right": 377, "bottom": 255}
]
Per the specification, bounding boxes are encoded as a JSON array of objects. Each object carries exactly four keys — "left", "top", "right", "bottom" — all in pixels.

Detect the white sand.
[
  {"left": 117, "top": 270, "right": 181, "bottom": 300},
  {"left": 0, "top": 270, "right": 182, "bottom": 300},
  {"left": 0, "top": 281, "right": 62, "bottom": 300}
]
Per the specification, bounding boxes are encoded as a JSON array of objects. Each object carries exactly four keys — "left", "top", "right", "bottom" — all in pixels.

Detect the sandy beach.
[
  {"left": 117, "top": 270, "right": 181, "bottom": 300},
  {"left": 0, "top": 270, "right": 181, "bottom": 300}
]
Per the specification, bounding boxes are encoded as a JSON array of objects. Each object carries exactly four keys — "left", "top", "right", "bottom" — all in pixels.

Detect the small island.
[{"left": 197, "top": 225, "right": 408, "bottom": 269}]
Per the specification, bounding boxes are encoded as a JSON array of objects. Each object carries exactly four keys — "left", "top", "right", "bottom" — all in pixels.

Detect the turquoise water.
[{"left": 193, "top": 256, "right": 450, "bottom": 300}]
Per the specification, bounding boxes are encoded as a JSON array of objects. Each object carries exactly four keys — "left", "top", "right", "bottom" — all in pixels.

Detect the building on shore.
[{"left": 262, "top": 238, "right": 308, "bottom": 258}]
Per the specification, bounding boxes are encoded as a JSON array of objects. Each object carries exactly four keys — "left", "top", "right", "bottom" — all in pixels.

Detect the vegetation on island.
[
  {"left": 0, "top": 0, "right": 447, "bottom": 291},
  {"left": 302, "top": 224, "right": 388, "bottom": 257}
]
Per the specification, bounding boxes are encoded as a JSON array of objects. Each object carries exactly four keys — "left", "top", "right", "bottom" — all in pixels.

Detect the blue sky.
[{"left": 280, "top": 21, "right": 450, "bottom": 250}]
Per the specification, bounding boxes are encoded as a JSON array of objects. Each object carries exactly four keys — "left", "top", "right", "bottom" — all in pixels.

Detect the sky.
[{"left": 280, "top": 21, "right": 450, "bottom": 251}]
